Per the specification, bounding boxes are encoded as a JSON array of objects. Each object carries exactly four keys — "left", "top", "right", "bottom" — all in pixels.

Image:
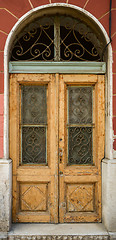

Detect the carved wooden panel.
[
  {"left": 67, "top": 184, "right": 94, "bottom": 212},
  {"left": 20, "top": 183, "right": 47, "bottom": 211}
]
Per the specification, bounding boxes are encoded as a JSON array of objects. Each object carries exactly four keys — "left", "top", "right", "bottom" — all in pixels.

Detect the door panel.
[
  {"left": 10, "top": 73, "right": 104, "bottom": 223},
  {"left": 59, "top": 74, "right": 105, "bottom": 222},
  {"left": 10, "top": 73, "right": 58, "bottom": 223}
]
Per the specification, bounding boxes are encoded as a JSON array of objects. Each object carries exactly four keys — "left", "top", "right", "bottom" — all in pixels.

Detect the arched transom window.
[{"left": 10, "top": 15, "right": 104, "bottom": 62}]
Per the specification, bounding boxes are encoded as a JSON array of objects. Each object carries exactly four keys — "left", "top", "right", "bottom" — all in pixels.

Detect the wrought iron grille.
[
  {"left": 68, "top": 86, "right": 93, "bottom": 165},
  {"left": 10, "top": 15, "right": 103, "bottom": 61},
  {"left": 21, "top": 85, "right": 47, "bottom": 164},
  {"left": 68, "top": 127, "right": 92, "bottom": 165},
  {"left": 22, "top": 126, "right": 46, "bottom": 164}
]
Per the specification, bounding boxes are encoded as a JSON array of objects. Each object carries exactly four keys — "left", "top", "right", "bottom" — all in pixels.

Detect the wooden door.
[
  {"left": 59, "top": 74, "right": 105, "bottom": 222},
  {"left": 10, "top": 73, "right": 104, "bottom": 223},
  {"left": 10, "top": 73, "right": 59, "bottom": 223}
]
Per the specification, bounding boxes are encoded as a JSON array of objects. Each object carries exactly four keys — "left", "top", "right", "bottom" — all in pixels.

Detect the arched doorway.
[{"left": 7, "top": 5, "right": 109, "bottom": 224}]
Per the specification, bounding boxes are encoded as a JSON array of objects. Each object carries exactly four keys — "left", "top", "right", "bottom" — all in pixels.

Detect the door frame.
[{"left": 9, "top": 62, "right": 106, "bottom": 223}]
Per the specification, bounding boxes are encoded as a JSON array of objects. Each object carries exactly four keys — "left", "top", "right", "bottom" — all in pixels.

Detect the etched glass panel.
[
  {"left": 22, "top": 127, "right": 46, "bottom": 164},
  {"left": 22, "top": 85, "right": 47, "bottom": 124},
  {"left": 68, "top": 127, "right": 92, "bottom": 165},
  {"left": 68, "top": 87, "right": 92, "bottom": 124}
]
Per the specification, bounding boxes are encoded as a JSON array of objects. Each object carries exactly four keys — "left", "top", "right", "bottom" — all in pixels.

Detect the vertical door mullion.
[
  {"left": 54, "top": 16, "right": 60, "bottom": 61},
  {"left": 49, "top": 74, "right": 59, "bottom": 223},
  {"left": 58, "top": 74, "right": 66, "bottom": 222}
]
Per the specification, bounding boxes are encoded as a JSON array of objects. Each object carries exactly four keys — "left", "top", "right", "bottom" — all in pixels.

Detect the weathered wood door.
[
  {"left": 10, "top": 73, "right": 59, "bottom": 223},
  {"left": 10, "top": 73, "right": 104, "bottom": 223},
  {"left": 58, "top": 74, "right": 105, "bottom": 222}
]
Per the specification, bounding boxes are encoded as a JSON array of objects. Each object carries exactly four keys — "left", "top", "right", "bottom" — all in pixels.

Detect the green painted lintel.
[{"left": 9, "top": 61, "right": 106, "bottom": 74}]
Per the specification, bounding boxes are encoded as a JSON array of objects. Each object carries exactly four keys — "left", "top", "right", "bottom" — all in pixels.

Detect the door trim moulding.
[{"left": 9, "top": 61, "right": 106, "bottom": 74}]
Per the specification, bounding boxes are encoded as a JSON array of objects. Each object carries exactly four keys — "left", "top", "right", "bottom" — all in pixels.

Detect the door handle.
[{"left": 59, "top": 171, "right": 63, "bottom": 175}]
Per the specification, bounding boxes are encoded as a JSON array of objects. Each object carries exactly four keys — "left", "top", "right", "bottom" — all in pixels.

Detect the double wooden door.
[{"left": 10, "top": 73, "right": 105, "bottom": 223}]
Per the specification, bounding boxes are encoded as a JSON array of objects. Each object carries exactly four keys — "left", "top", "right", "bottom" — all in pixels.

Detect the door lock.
[{"left": 59, "top": 148, "right": 63, "bottom": 163}]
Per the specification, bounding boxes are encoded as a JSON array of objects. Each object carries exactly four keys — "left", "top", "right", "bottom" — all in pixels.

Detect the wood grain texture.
[
  {"left": 20, "top": 183, "right": 47, "bottom": 211},
  {"left": 67, "top": 184, "right": 94, "bottom": 212}
]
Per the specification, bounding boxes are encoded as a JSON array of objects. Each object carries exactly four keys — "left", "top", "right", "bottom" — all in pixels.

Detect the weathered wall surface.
[
  {"left": 0, "top": 160, "right": 12, "bottom": 231},
  {"left": 102, "top": 159, "right": 116, "bottom": 232}
]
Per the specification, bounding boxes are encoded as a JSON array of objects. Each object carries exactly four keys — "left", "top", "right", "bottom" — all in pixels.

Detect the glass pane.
[
  {"left": 22, "top": 127, "right": 46, "bottom": 164},
  {"left": 68, "top": 87, "right": 92, "bottom": 124},
  {"left": 22, "top": 85, "right": 47, "bottom": 124},
  {"left": 68, "top": 127, "right": 92, "bottom": 165}
]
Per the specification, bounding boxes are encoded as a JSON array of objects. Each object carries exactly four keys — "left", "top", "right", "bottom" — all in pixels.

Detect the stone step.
[
  {"left": 8, "top": 235, "right": 109, "bottom": 240},
  {"left": 0, "top": 223, "right": 111, "bottom": 240}
]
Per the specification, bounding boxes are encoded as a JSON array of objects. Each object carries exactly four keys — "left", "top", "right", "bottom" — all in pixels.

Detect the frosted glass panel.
[
  {"left": 68, "top": 87, "right": 92, "bottom": 124},
  {"left": 22, "top": 85, "right": 47, "bottom": 124}
]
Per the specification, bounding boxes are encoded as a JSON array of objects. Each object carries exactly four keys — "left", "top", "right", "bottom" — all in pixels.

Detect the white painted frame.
[{"left": 4, "top": 4, "right": 113, "bottom": 160}]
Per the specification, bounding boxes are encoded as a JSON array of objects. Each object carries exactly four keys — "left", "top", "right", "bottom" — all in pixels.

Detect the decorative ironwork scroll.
[
  {"left": 68, "top": 127, "right": 92, "bottom": 165},
  {"left": 68, "top": 86, "right": 93, "bottom": 165},
  {"left": 11, "top": 17, "right": 54, "bottom": 61},
  {"left": 22, "top": 127, "right": 46, "bottom": 164},
  {"left": 10, "top": 15, "right": 103, "bottom": 61},
  {"left": 60, "top": 16, "right": 102, "bottom": 61},
  {"left": 21, "top": 85, "right": 47, "bottom": 164}
]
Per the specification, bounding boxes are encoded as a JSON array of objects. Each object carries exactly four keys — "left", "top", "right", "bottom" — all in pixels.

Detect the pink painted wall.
[{"left": 0, "top": 0, "right": 116, "bottom": 157}]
